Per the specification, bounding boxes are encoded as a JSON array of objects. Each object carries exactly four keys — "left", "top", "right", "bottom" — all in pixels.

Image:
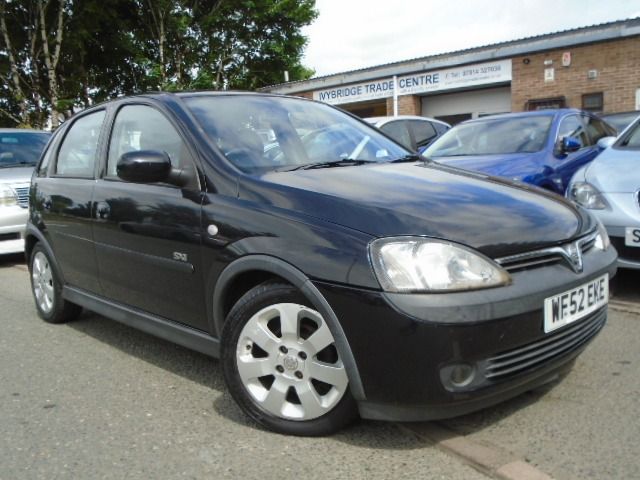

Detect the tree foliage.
[{"left": 0, "top": 0, "right": 317, "bottom": 128}]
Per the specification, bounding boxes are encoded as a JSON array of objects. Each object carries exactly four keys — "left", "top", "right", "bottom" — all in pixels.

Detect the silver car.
[
  {"left": 1, "top": 129, "right": 50, "bottom": 254},
  {"left": 365, "top": 115, "right": 450, "bottom": 153},
  {"left": 567, "top": 118, "right": 640, "bottom": 269}
]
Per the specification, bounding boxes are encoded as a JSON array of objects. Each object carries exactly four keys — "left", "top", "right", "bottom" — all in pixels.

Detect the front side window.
[
  {"left": 107, "top": 105, "right": 194, "bottom": 178},
  {"left": 583, "top": 115, "right": 615, "bottom": 141},
  {"left": 380, "top": 121, "right": 412, "bottom": 150},
  {"left": 556, "top": 115, "right": 588, "bottom": 148},
  {"left": 56, "top": 110, "right": 105, "bottom": 177},
  {"left": 183, "top": 95, "right": 408, "bottom": 174},
  {"left": 425, "top": 115, "right": 552, "bottom": 157},
  {"left": 409, "top": 120, "right": 437, "bottom": 148}
]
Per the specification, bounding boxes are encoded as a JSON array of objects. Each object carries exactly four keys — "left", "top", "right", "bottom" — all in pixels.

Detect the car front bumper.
[
  {"left": 314, "top": 244, "right": 617, "bottom": 421},
  {"left": 588, "top": 192, "right": 640, "bottom": 269},
  {"left": 0, "top": 205, "right": 29, "bottom": 254}
]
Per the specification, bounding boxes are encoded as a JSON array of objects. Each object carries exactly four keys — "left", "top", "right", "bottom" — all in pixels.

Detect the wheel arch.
[
  {"left": 24, "top": 224, "right": 64, "bottom": 280},
  {"left": 212, "top": 255, "right": 366, "bottom": 401}
]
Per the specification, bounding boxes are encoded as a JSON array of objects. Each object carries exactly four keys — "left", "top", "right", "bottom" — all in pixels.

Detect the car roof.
[{"left": 458, "top": 109, "right": 584, "bottom": 125}]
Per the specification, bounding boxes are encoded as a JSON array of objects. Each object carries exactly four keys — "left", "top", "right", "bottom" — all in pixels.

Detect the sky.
[{"left": 302, "top": 0, "right": 640, "bottom": 77}]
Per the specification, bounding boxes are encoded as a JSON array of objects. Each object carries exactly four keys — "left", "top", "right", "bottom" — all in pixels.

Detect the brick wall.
[
  {"left": 386, "top": 95, "right": 421, "bottom": 115},
  {"left": 511, "top": 36, "right": 640, "bottom": 113}
]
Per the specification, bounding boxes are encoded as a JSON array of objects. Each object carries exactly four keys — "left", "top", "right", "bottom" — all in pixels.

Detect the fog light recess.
[{"left": 449, "top": 363, "right": 476, "bottom": 388}]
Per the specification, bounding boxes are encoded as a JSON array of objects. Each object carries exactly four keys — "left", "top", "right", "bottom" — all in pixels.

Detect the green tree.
[{"left": 0, "top": 0, "right": 317, "bottom": 129}]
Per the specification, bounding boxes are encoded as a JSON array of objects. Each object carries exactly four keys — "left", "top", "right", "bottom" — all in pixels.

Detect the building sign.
[{"left": 313, "top": 59, "right": 512, "bottom": 105}]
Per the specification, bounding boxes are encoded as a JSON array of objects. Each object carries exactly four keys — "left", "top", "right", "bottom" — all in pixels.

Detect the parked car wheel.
[
  {"left": 221, "top": 281, "right": 358, "bottom": 436},
  {"left": 29, "top": 244, "right": 82, "bottom": 323}
]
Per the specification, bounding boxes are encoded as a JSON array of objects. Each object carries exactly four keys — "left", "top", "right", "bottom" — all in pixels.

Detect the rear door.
[
  {"left": 91, "top": 102, "right": 208, "bottom": 330},
  {"left": 31, "top": 110, "right": 106, "bottom": 293}
]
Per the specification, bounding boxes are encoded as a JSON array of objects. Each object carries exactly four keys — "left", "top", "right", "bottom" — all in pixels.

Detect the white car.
[
  {"left": 365, "top": 115, "right": 450, "bottom": 153},
  {"left": 1, "top": 129, "right": 50, "bottom": 254},
  {"left": 567, "top": 118, "right": 640, "bottom": 269}
]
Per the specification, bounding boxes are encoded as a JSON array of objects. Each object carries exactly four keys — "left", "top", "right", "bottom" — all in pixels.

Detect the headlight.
[
  {"left": 567, "top": 182, "right": 608, "bottom": 210},
  {"left": 0, "top": 185, "right": 18, "bottom": 207},
  {"left": 369, "top": 237, "right": 511, "bottom": 292},
  {"left": 594, "top": 218, "right": 610, "bottom": 251}
]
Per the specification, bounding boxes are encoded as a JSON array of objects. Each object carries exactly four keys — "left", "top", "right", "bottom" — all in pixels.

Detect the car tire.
[
  {"left": 29, "top": 243, "right": 82, "bottom": 324},
  {"left": 221, "top": 281, "right": 358, "bottom": 436}
]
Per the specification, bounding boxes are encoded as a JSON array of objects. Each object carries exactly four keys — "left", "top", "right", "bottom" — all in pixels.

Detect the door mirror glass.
[
  {"left": 117, "top": 150, "right": 171, "bottom": 184},
  {"left": 561, "top": 136, "right": 582, "bottom": 153}
]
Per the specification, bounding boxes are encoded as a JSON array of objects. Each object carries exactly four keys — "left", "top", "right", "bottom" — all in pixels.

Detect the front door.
[{"left": 91, "top": 103, "right": 207, "bottom": 331}]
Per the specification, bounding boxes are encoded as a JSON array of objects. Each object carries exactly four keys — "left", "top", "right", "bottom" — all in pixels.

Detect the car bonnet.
[{"left": 243, "top": 162, "right": 591, "bottom": 259}]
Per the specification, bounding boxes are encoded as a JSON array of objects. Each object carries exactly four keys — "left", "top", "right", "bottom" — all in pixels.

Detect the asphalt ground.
[{"left": 1, "top": 254, "right": 639, "bottom": 479}]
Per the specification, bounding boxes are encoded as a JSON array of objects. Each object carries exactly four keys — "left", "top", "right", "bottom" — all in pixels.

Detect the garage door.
[{"left": 421, "top": 87, "right": 511, "bottom": 125}]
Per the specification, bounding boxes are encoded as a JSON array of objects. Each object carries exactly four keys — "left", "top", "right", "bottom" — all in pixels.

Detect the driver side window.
[{"left": 107, "top": 105, "right": 194, "bottom": 178}]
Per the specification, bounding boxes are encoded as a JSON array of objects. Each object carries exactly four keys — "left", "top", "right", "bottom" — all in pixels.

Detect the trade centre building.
[{"left": 262, "top": 18, "right": 640, "bottom": 124}]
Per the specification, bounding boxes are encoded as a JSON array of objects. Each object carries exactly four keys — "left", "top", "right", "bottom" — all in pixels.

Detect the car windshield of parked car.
[
  {"left": 183, "top": 95, "right": 409, "bottom": 174},
  {"left": 424, "top": 116, "right": 553, "bottom": 157},
  {"left": 0, "top": 132, "right": 49, "bottom": 168},
  {"left": 603, "top": 112, "right": 639, "bottom": 133},
  {"left": 616, "top": 120, "right": 640, "bottom": 149}
]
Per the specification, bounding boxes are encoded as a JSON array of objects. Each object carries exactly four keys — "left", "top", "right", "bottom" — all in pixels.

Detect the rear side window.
[
  {"left": 56, "top": 110, "right": 105, "bottom": 177},
  {"left": 556, "top": 115, "right": 588, "bottom": 148},
  {"left": 107, "top": 105, "right": 193, "bottom": 177},
  {"left": 409, "top": 120, "right": 437, "bottom": 148},
  {"left": 380, "top": 121, "right": 412, "bottom": 150}
]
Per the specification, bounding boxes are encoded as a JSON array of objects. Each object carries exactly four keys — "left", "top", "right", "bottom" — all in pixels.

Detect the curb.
[
  {"left": 397, "top": 422, "right": 554, "bottom": 480},
  {"left": 609, "top": 299, "right": 640, "bottom": 316}
]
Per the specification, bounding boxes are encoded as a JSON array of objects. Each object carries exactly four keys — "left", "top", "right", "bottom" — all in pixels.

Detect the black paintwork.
[{"left": 27, "top": 92, "right": 615, "bottom": 421}]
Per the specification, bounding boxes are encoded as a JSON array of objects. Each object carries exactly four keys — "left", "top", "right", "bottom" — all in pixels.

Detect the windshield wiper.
[
  {"left": 390, "top": 154, "right": 421, "bottom": 163},
  {"left": 0, "top": 162, "right": 35, "bottom": 169},
  {"left": 285, "top": 158, "right": 375, "bottom": 171}
]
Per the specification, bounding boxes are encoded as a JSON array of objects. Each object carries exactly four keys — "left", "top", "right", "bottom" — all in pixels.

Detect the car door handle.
[{"left": 96, "top": 202, "right": 110, "bottom": 220}]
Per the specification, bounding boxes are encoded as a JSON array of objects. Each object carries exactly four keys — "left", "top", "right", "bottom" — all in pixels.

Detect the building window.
[
  {"left": 526, "top": 97, "right": 566, "bottom": 111},
  {"left": 582, "top": 93, "right": 604, "bottom": 113}
]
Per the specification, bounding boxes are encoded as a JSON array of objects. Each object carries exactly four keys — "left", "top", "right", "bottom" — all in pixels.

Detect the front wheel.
[{"left": 221, "top": 281, "right": 358, "bottom": 436}]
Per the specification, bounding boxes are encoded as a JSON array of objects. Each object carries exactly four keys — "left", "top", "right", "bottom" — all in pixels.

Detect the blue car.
[{"left": 423, "top": 109, "right": 617, "bottom": 194}]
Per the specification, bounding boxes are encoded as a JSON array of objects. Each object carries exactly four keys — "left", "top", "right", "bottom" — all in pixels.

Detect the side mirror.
[
  {"left": 560, "top": 136, "right": 581, "bottom": 154},
  {"left": 597, "top": 136, "right": 616, "bottom": 149},
  {"left": 117, "top": 150, "right": 171, "bottom": 184}
]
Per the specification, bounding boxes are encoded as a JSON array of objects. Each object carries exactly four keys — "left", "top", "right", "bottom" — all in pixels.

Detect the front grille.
[
  {"left": 610, "top": 236, "right": 640, "bottom": 262},
  {"left": 496, "top": 231, "right": 597, "bottom": 273},
  {"left": 481, "top": 307, "right": 606, "bottom": 381},
  {"left": 14, "top": 186, "right": 29, "bottom": 208}
]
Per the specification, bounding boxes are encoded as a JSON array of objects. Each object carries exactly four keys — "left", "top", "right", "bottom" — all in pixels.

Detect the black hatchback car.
[{"left": 27, "top": 92, "right": 617, "bottom": 436}]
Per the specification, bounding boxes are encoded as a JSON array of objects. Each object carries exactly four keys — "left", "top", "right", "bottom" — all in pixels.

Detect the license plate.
[
  {"left": 625, "top": 227, "right": 640, "bottom": 247},
  {"left": 543, "top": 274, "right": 608, "bottom": 333}
]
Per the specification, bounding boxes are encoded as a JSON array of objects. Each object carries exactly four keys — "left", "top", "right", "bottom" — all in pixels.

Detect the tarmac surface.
[{"left": 1, "top": 253, "right": 639, "bottom": 479}]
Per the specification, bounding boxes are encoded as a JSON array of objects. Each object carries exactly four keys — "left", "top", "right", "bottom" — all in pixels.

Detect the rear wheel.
[
  {"left": 29, "top": 243, "right": 82, "bottom": 324},
  {"left": 221, "top": 281, "right": 358, "bottom": 436}
]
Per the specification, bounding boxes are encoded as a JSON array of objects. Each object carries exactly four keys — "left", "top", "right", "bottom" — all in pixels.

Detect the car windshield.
[
  {"left": 616, "top": 120, "right": 640, "bottom": 149},
  {"left": 603, "top": 112, "right": 639, "bottom": 133},
  {"left": 0, "top": 131, "right": 50, "bottom": 168},
  {"left": 183, "top": 95, "right": 409, "bottom": 174},
  {"left": 424, "top": 116, "right": 553, "bottom": 157}
]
